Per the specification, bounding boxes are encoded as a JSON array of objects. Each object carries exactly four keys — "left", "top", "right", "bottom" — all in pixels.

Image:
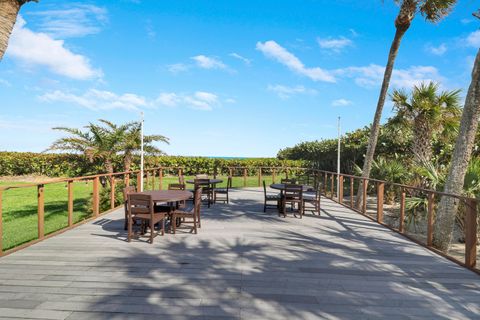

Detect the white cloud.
[
  {"left": 39, "top": 89, "right": 147, "bottom": 111},
  {"left": 317, "top": 36, "right": 353, "bottom": 52},
  {"left": 426, "top": 43, "right": 447, "bottom": 56},
  {"left": 191, "top": 55, "right": 227, "bottom": 70},
  {"left": 7, "top": 16, "right": 102, "bottom": 80},
  {"left": 156, "top": 91, "right": 220, "bottom": 111},
  {"left": 225, "top": 98, "right": 236, "bottom": 104},
  {"left": 267, "top": 84, "right": 317, "bottom": 99},
  {"left": 335, "top": 64, "right": 443, "bottom": 89},
  {"left": 229, "top": 52, "right": 251, "bottom": 65},
  {"left": 332, "top": 99, "right": 353, "bottom": 107},
  {"left": 167, "top": 63, "right": 189, "bottom": 74},
  {"left": 0, "top": 79, "right": 11, "bottom": 87},
  {"left": 28, "top": 4, "right": 107, "bottom": 38},
  {"left": 466, "top": 30, "right": 480, "bottom": 47},
  {"left": 256, "top": 40, "right": 335, "bottom": 82}
]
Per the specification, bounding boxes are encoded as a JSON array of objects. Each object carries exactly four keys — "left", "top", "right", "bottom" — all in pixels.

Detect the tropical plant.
[
  {"left": 0, "top": 0, "right": 37, "bottom": 60},
  {"left": 390, "top": 82, "right": 461, "bottom": 164},
  {"left": 356, "top": 0, "right": 457, "bottom": 209},
  {"left": 434, "top": 48, "right": 480, "bottom": 252}
]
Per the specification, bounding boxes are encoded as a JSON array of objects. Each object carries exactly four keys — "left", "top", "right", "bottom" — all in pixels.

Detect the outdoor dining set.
[{"left": 122, "top": 174, "right": 321, "bottom": 243}]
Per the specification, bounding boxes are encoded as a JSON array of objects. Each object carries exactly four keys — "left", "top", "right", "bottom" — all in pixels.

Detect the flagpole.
[
  {"left": 140, "top": 111, "right": 144, "bottom": 192},
  {"left": 337, "top": 116, "right": 341, "bottom": 199}
]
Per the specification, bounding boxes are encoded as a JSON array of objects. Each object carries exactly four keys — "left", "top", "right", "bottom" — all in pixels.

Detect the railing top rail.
[{"left": 314, "top": 169, "right": 477, "bottom": 203}]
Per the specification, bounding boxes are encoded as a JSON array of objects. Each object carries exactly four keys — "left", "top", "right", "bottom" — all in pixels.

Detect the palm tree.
[
  {"left": 355, "top": 0, "right": 457, "bottom": 209},
  {"left": 433, "top": 49, "right": 480, "bottom": 252},
  {"left": 0, "top": 0, "right": 37, "bottom": 60},
  {"left": 390, "top": 82, "right": 461, "bottom": 164},
  {"left": 46, "top": 121, "right": 123, "bottom": 177}
]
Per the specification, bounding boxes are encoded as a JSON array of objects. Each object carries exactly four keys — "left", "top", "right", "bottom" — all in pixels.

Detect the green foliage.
[{"left": 0, "top": 152, "right": 304, "bottom": 178}]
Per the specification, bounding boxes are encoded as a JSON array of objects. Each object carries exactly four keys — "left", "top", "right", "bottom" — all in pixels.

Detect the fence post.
[
  {"left": 465, "top": 198, "right": 478, "bottom": 269},
  {"left": 38, "top": 184, "right": 45, "bottom": 239},
  {"left": 159, "top": 168, "right": 163, "bottom": 190},
  {"left": 68, "top": 181, "right": 73, "bottom": 227},
  {"left": 272, "top": 168, "right": 276, "bottom": 184},
  {"left": 330, "top": 175, "right": 334, "bottom": 200},
  {"left": 350, "top": 177, "right": 354, "bottom": 208},
  {"left": 338, "top": 176, "right": 344, "bottom": 203},
  {"left": 362, "top": 179, "right": 367, "bottom": 214},
  {"left": 146, "top": 171, "right": 150, "bottom": 191},
  {"left": 125, "top": 173, "right": 130, "bottom": 186},
  {"left": 93, "top": 177, "right": 100, "bottom": 217},
  {"left": 110, "top": 177, "right": 116, "bottom": 210},
  {"left": 137, "top": 172, "right": 142, "bottom": 191},
  {"left": 258, "top": 168, "right": 262, "bottom": 187},
  {"left": 151, "top": 170, "right": 155, "bottom": 190},
  {"left": 377, "top": 182, "right": 384, "bottom": 223},
  {"left": 427, "top": 192, "right": 435, "bottom": 246},
  {"left": 399, "top": 190, "right": 406, "bottom": 233},
  {"left": 323, "top": 173, "right": 327, "bottom": 196},
  {"left": 229, "top": 168, "right": 233, "bottom": 178},
  {"left": 243, "top": 168, "right": 247, "bottom": 187},
  {"left": 0, "top": 190, "right": 3, "bottom": 256}
]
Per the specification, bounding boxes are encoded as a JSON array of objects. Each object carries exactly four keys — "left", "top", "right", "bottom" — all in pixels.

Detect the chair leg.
[
  {"left": 264, "top": 200, "right": 267, "bottom": 213},
  {"left": 193, "top": 215, "right": 198, "bottom": 234},
  {"left": 127, "top": 215, "right": 132, "bottom": 242},
  {"left": 172, "top": 215, "right": 176, "bottom": 234},
  {"left": 150, "top": 219, "right": 154, "bottom": 244},
  {"left": 162, "top": 218, "right": 165, "bottom": 236}
]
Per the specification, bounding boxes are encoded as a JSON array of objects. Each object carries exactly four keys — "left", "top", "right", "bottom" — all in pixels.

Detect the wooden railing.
[{"left": 0, "top": 166, "right": 477, "bottom": 274}]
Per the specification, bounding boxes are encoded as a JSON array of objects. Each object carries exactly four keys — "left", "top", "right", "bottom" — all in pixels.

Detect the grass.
[{"left": 1, "top": 174, "right": 290, "bottom": 251}]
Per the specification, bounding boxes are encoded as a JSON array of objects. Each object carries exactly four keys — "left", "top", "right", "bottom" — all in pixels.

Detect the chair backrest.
[
  {"left": 281, "top": 178, "right": 297, "bottom": 184},
  {"left": 284, "top": 184, "right": 303, "bottom": 200},
  {"left": 195, "top": 174, "right": 209, "bottom": 179},
  {"left": 178, "top": 175, "right": 185, "bottom": 185},
  {"left": 123, "top": 186, "right": 136, "bottom": 202},
  {"left": 193, "top": 187, "right": 202, "bottom": 213},
  {"left": 194, "top": 178, "right": 210, "bottom": 188},
  {"left": 226, "top": 176, "right": 232, "bottom": 190},
  {"left": 263, "top": 180, "right": 267, "bottom": 196},
  {"left": 127, "top": 193, "right": 153, "bottom": 216},
  {"left": 297, "top": 175, "right": 309, "bottom": 185},
  {"left": 168, "top": 183, "right": 186, "bottom": 190}
]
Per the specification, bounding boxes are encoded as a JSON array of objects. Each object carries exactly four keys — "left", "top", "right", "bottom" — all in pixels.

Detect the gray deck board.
[{"left": 0, "top": 188, "right": 479, "bottom": 320}]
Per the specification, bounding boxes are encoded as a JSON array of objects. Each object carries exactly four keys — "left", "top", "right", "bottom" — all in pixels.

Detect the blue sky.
[{"left": 0, "top": 0, "right": 479, "bottom": 157}]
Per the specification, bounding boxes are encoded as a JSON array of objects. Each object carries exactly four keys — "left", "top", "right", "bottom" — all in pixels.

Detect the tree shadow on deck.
[{"left": 70, "top": 190, "right": 480, "bottom": 319}]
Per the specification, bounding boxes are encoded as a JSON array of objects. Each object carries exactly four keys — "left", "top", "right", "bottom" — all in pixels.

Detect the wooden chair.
[
  {"left": 281, "top": 184, "right": 303, "bottom": 218},
  {"left": 171, "top": 187, "right": 202, "bottom": 234},
  {"left": 263, "top": 181, "right": 281, "bottom": 212},
  {"left": 303, "top": 184, "right": 321, "bottom": 215},
  {"left": 214, "top": 176, "right": 232, "bottom": 203},
  {"left": 178, "top": 175, "right": 185, "bottom": 185},
  {"left": 195, "top": 174, "right": 209, "bottom": 179},
  {"left": 123, "top": 186, "right": 137, "bottom": 230},
  {"left": 281, "top": 178, "right": 297, "bottom": 184},
  {"left": 168, "top": 183, "right": 186, "bottom": 208},
  {"left": 127, "top": 193, "right": 167, "bottom": 243},
  {"left": 194, "top": 178, "right": 213, "bottom": 207}
]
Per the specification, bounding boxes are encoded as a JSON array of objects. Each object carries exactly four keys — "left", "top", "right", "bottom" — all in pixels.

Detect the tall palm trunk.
[
  {"left": 412, "top": 114, "right": 433, "bottom": 163},
  {"left": 0, "top": 0, "right": 21, "bottom": 61},
  {"left": 433, "top": 49, "right": 480, "bottom": 252},
  {"left": 124, "top": 153, "right": 133, "bottom": 172},
  {"left": 104, "top": 158, "right": 114, "bottom": 187},
  {"left": 355, "top": 0, "right": 416, "bottom": 209}
]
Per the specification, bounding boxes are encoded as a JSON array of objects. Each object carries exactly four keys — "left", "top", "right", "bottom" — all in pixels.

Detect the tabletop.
[
  {"left": 270, "top": 184, "right": 313, "bottom": 192},
  {"left": 186, "top": 179, "right": 223, "bottom": 184},
  {"left": 135, "top": 190, "right": 193, "bottom": 202}
]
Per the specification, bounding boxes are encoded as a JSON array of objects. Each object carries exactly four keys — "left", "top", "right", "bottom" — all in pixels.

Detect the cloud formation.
[
  {"left": 426, "top": 43, "right": 447, "bottom": 56},
  {"left": 229, "top": 52, "right": 252, "bottom": 65},
  {"left": 317, "top": 36, "right": 353, "bottom": 52},
  {"left": 256, "top": 40, "right": 336, "bottom": 83},
  {"left": 331, "top": 99, "right": 352, "bottom": 107},
  {"left": 267, "top": 84, "right": 317, "bottom": 99},
  {"left": 191, "top": 55, "right": 227, "bottom": 70},
  {"left": 466, "top": 30, "right": 480, "bottom": 47},
  {"left": 7, "top": 16, "right": 102, "bottom": 80}
]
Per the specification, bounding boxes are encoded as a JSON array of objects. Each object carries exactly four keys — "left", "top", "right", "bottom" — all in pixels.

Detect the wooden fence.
[{"left": 0, "top": 166, "right": 477, "bottom": 273}]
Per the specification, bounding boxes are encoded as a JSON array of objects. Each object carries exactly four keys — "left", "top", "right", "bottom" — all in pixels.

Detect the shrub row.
[{"left": 0, "top": 152, "right": 305, "bottom": 177}]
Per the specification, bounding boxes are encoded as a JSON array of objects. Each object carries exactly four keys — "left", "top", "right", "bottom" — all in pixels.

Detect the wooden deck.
[{"left": 0, "top": 188, "right": 479, "bottom": 320}]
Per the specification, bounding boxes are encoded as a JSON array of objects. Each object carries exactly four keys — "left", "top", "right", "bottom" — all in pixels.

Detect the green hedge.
[{"left": 0, "top": 152, "right": 305, "bottom": 177}]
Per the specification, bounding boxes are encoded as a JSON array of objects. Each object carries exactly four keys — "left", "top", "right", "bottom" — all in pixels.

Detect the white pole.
[
  {"left": 337, "top": 116, "right": 341, "bottom": 199},
  {"left": 140, "top": 111, "right": 144, "bottom": 192}
]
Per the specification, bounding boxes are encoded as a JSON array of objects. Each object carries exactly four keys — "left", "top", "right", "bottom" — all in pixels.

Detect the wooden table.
[
  {"left": 270, "top": 184, "right": 313, "bottom": 192},
  {"left": 137, "top": 190, "right": 193, "bottom": 202},
  {"left": 186, "top": 179, "right": 223, "bottom": 185}
]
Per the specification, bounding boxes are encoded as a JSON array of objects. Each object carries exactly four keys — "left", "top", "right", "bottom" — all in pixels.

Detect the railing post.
[
  {"left": 137, "top": 172, "right": 142, "bottom": 191},
  {"left": 465, "top": 198, "right": 477, "bottom": 269},
  {"left": 399, "top": 189, "right": 406, "bottom": 233},
  {"left": 243, "top": 168, "right": 247, "bottom": 187},
  {"left": 350, "top": 177, "right": 354, "bottom": 208},
  {"left": 93, "top": 177, "right": 99, "bottom": 217},
  {"left": 330, "top": 174, "right": 334, "bottom": 200},
  {"left": 377, "top": 182, "right": 384, "bottom": 223},
  {"left": 323, "top": 173, "right": 327, "bottom": 196},
  {"left": 338, "top": 176, "right": 344, "bottom": 203},
  {"left": 146, "top": 171, "right": 150, "bottom": 191},
  {"left": 38, "top": 184, "right": 45, "bottom": 239},
  {"left": 229, "top": 168, "right": 233, "bottom": 178},
  {"left": 272, "top": 168, "right": 276, "bottom": 184},
  {"left": 125, "top": 173, "right": 130, "bottom": 186},
  {"left": 159, "top": 168, "right": 163, "bottom": 190},
  {"left": 427, "top": 192, "right": 435, "bottom": 247},
  {"left": 151, "top": 170, "right": 155, "bottom": 190},
  {"left": 68, "top": 181, "right": 73, "bottom": 227},
  {"left": 0, "top": 190, "right": 3, "bottom": 256},
  {"left": 362, "top": 179, "right": 367, "bottom": 214},
  {"left": 110, "top": 177, "right": 116, "bottom": 210},
  {"left": 258, "top": 168, "right": 262, "bottom": 187}
]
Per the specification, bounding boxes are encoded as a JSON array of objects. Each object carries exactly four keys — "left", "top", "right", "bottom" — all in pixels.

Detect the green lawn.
[{"left": 1, "top": 174, "right": 290, "bottom": 251}]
